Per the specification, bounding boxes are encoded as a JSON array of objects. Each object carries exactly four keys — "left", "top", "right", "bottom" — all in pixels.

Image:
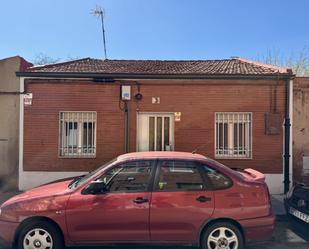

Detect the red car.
[{"left": 0, "top": 152, "right": 274, "bottom": 249}]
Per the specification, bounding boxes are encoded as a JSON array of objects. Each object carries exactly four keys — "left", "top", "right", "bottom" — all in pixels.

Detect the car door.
[
  {"left": 66, "top": 160, "right": 155, "bottom": 243},
  {"left": 150, "top": 160, "right": 214, "bottom": 242}
]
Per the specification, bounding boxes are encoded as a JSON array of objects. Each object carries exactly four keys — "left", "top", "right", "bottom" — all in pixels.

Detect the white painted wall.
[
  {"left": 19, "top": 171, "right": 88, "bottom": 190},
  {"left": 265, "top": 174, "right": 284, "bottom": 194}
]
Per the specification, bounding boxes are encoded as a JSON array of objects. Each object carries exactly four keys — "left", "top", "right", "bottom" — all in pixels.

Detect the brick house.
[{"left": 16, "top": 58, "right": 294, "bottom": 193}]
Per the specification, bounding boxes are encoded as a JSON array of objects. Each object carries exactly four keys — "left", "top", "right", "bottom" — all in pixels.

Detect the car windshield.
[{"left": 69, "top": 158, "right": 117, "bottom": 189}]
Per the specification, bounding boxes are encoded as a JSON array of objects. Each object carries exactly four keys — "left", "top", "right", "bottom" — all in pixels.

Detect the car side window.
[
  {"left": 97, "top": 160, "right": 154, "bottom": 192},
  {"left": 156, "top": 160, "right": 205, "bottom": 191},
  {"left": 202, "top": 164, "right": 232, "bottom": 190}
]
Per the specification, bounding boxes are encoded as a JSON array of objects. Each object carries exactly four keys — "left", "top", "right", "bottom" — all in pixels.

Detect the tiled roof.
[{"left": 25, "top": 57, "right": 293, "bottom": 76}]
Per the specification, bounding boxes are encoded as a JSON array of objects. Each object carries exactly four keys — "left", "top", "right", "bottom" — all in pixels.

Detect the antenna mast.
[{"left": 91, "top": 5, "right": 107, "bottom": 60}]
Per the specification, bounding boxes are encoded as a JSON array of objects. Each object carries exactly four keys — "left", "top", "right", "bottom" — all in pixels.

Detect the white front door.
[{"left": 137, "top": 113, "right": 174, "bottom": 152}]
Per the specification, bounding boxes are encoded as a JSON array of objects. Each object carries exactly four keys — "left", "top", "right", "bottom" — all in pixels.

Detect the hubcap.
[
  {"left": 207, "top": 227, "right": 238, "bottom": 249},
  {"left": 33, "top": 239, "right": 42, "bottom": 248},
  {"left": 23, "top": 228, "right": 53, "bottom": 249}
]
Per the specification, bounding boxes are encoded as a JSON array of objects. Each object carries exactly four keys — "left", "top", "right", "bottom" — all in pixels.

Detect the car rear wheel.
[
  {"left": 17, "top": 221, "right": 64, "bottom": 249},
  {"left": 201, "top": 222, "right": 244, "bottom": 249}
]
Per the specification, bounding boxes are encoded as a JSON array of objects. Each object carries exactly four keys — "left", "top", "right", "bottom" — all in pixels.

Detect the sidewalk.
[
  {"left": 271, "top": 194, "right": 286, "bottom": 216},
  {"left": 0, "top": 191, "right": 21, "bottom": 205}
]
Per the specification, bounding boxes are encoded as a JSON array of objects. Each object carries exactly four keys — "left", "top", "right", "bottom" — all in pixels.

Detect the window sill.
[
  {"left": 59, "top": 155, "right": 96, "bottom": 159},
  {"left": 215, "top": 155, "right": 252, "bottom": 160}
]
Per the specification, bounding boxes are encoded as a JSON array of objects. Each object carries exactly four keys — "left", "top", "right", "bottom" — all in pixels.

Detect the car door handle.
[
  {"left": 133, "top": 197, "right": 149, "bottom": 204},
  {"left": 196, "top": 196, "right": 212, "bottom": 203}
]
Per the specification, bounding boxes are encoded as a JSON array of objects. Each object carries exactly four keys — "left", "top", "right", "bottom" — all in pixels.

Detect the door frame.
[{"left": 136, "top": 112, "right": 175, "bottom": 152}]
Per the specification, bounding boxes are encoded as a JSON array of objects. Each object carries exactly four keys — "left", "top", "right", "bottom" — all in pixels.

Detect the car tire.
[
  {"left": 201, "top": 222, "right": 244, "bottom": 249},
  {"left": 17, "top": 220, "right": 64, "bottom": 249}
]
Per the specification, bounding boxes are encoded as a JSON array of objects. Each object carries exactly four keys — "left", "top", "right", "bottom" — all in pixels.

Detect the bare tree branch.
[
  {"left": 32, "top": 53, "right": 61, "bottom": 65},
  {"left": 255, "top": 47, "right": 309, "bottom": 76}
]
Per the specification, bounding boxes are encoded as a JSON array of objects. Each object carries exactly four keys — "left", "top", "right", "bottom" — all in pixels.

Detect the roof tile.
[{"left": 26, "top": 57, "right": 293, "bottom": 75}]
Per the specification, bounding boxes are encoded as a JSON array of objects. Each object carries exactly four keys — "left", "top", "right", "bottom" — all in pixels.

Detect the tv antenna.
[{"left": 91, "top": 5, "right": 108, "bottom": 60}]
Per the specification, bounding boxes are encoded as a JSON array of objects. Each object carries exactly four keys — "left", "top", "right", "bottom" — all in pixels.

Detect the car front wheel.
[
  {"left": 17, "top": 221, "right": 64, "bottom": 249},
  {"left": 202, "top": 222, "right": 244, "bottom": 249}
]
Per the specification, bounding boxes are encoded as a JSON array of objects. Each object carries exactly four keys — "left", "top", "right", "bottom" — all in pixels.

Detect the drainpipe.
[
  {"left": 284, "top": 78, "right": 292, "bottom": 193},
  {"left": 124, "top": 101, "right": 129, "bottom": 153}
]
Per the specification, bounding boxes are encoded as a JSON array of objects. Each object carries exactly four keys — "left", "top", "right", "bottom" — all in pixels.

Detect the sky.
[{"left": 0, "top": 0, "right": 309, "bottom": 62}]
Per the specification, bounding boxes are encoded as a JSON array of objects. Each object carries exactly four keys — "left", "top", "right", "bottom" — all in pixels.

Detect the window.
[
  {"left": 202, "top": 165, "right": 232, "bottom": 190},
  {"left": 59, "top": 111, "right": 96, "bottom": 157},
  {"left": 156, "top": 161, "right": 205, "bottom": 191},
  {"left": 98, "top": 161, "right": 154, "bottom": 192},
  {"left": 215, "top": 113, "right": 252, "bottom": 158}
]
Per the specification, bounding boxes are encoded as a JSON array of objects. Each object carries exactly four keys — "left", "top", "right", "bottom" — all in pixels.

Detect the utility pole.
[{"left": 91, "top": 5, "right": 107, "bottom": 60}]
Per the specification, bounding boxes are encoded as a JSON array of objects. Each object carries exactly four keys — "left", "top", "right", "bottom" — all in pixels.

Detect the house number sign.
[{"left": 152, "top": 97, "right": 160, "bottom": 104}]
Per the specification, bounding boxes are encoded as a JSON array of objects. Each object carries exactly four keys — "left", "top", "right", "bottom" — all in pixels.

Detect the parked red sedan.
[{"left": 0, "top": 152, "right": 274, "bottom": 249}]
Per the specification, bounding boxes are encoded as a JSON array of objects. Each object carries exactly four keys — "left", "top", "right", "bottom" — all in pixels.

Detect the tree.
[
  {"left": 32, "top": 53, "right": 81, "bottom": 66},
  {"left": 255, "top": 47, "right": 309, "bottom": 76},
  {"left": 32, "top": 53, "right": 61, "bottom": 65},
  {"left": 286, "top": 48, "right": 309, "bottom": 76}
]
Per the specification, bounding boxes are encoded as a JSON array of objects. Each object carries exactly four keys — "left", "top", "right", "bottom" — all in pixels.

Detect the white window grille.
[
  {"left": 215, "top": 113, "right": 252, "bottom": 159},
  {"left": 59, "top": 111, "right": 96, "bottom": 157}
]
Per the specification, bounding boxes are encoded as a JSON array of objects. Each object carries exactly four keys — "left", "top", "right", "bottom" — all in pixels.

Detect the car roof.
[{"left": 117, "top": 151, "right": 207, "bottom": 162}]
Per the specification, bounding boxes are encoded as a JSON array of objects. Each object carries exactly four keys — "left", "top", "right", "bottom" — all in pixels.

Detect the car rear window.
[
  {"left": 155, "top": 160, "right": 205, "bottom": 191},
  {"left": 202, "top": 165, "right": 233, "bottom": 190}
]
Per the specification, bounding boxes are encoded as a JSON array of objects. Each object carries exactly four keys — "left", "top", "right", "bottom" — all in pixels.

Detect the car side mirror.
[{"left": 82, "top": 181, "right": 108, "bottom": 195}]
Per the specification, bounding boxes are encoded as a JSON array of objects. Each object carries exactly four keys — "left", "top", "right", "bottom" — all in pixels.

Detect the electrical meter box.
[{"left": 121, "top": 85, "right": 131, "bottom": 100}]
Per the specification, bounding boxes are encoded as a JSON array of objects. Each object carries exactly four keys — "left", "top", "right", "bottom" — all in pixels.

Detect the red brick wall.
[{"left": 23, "top": 79, "right": 286, "bottom": 174}]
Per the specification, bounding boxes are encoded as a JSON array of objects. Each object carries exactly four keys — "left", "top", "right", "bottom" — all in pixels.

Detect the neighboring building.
[
  {"left": 16, "top": 58, "right": 294, "bottom": 193},
  {"left": 0, "top": 56, "right": 32, "bottom": 190},
  {"left": 293, "top": 77, "right": 309, "bottom": 184}
]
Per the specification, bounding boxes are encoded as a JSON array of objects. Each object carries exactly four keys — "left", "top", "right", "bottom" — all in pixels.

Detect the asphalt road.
[{"left": 245, "top": 216, "right": 309, "bottom": 249}]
